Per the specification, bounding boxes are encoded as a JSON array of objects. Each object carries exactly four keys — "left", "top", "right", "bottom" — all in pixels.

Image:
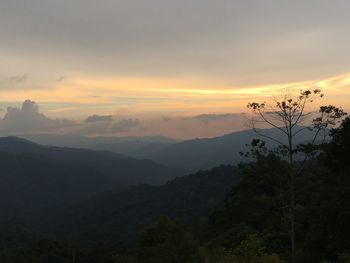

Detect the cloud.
[
  {"left": 194, "top": 113, "right": 236, "bottom": 123},
  {"left": 55, "top": 76, "right": 65, "bottom": 82},
  {"left": 162, "top": 116, "right": 172, "bottom": 122},
  {"left": 0, "top": 100, "right": 249, "bottom": 138},
  {"left": 0, "top": 74, "right": 28, "bottom": 85},
  {"left": 119, "top": 113, "right": 249, "bottom": 139},
  {"left": 110, "top": 119, "right": 140, "bottom": 133},
  {"left": 1, "top": 1, "right": 350, "bottom": 86},
  {"left": 76, "top": 122, "right": 111, "bottom": 135},
  {"left": 85, "top": 114, "right": 113, "bottom": 123},
  {"left": 0, "top": 100, "right": 76, "bottom": 134},
  {"left": 77, "top": 116, "right": 139, "bottom": 135}
]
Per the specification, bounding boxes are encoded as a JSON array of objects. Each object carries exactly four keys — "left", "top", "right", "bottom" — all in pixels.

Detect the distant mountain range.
[
  {"left": 0, "top": 137, "right": 186, "bottom": 221},
  {"left": 19, "top": 134, "right": 179, "bottom": 159},
  {"left": 0, "top": 136, "right": 241, "bottom": 243},
  {"left": 149, "top": 127, "right": 320, "bottom": 170},
  {"left": 19, "top": 127, "right": 322, "bottom": 171},
  {"left": 0, "top": 127, "right": 322, "bottom": 243}
]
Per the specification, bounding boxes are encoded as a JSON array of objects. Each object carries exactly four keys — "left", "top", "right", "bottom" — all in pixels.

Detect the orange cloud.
[{"left": 0, "top": 72, "right": 349, "bottom": 118}]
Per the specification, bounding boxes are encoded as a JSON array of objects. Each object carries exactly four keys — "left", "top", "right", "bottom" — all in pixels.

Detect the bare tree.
[{"left": 247, "top": 89, "right": 346, "bottom": 263}]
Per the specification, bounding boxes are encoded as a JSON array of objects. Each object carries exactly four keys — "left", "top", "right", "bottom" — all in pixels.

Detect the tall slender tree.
[{"left": 247, "top": 89, "right": 346, "bottom": 263}]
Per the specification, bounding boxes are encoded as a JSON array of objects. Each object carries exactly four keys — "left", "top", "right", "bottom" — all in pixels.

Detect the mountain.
[
  {"left": 149, "top": 127, "right": 322, "bottom": 171},
  {"left": 0, "top": 137, "right": 187, "bottom": 221},
  {"left": 0, "top": 136, "right": 240, "bottom": 244},
  {"left": 0, "top": 136, "right": 126, "bottom": 161},
  {"left": 0, "top": 137, "right": 186, "bottom": 186},
  {"left": 0, "top": 151, "right": 111, "bottom": 220},
  {"left": 46, "top": 165, "right": 240, "bottom": 242},
  {"left": 90, "top": 139, "right": 175, "bottom": 159},
  {"left": 18, "top": 127, "right": 321, "bottom": 172},
  {"left": 19, "top": 134, "right": 179, "bottom": 159}
]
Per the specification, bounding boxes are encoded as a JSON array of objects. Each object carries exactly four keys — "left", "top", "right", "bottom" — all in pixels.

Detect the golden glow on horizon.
[{"left": 0, "top": 72, "right": 349, "bottom": 117}]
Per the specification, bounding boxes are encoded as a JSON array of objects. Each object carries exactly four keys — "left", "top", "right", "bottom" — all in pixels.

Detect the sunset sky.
[{"left": 0, "top": 0, "right": 349, "bottom": 138}]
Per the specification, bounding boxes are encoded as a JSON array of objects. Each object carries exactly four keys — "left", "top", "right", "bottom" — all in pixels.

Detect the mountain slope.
[
  {"left": 0, "top": 136, "right": 126, "bottom": 161},
  {"left": 19, "top": 127, "right": 319, "bottom": 172},
  {"left": 0, "top": 151, "right": 111, "bottom": 220},
  {"left": 19, "top": 134, "right": 179, "bottom": 159},
  {"left": 0, "top": 137, "right": 186, "bottom": 186},
  {"left": 49, "top": 165, "right": 240, "bottom": 242},
  {"left": 150, "top": 127, "right": 320, "bottom": 171}
]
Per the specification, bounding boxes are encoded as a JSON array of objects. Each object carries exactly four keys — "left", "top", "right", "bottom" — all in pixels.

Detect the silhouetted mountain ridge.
[
  {"left": 18, "top": 134, "right": 179, "bottom": 159},
  {"left": 0, "top": 137, "right": 187, "bottom": 221},
  {"left": 149, "top": 126, "right": 322, "bottom": 170},
  {"left": 0, "top": 136, "right": 127, "bottom": 161},
  {"left": 16, "top": 127, "right": 321, "bottom": 171}
]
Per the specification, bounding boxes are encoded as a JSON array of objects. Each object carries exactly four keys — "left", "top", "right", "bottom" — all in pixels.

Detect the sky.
[{"left": 0, "top": 0, "right": 350, "bottom": 138}]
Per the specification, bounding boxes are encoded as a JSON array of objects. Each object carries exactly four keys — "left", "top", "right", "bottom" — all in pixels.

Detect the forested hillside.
[
  {"left": 0, "top": 117, "right": 349, "bottom": 262},
  {"left": 49, "top": 165, "right": 240, "bottom": 243},
  {"left": 0, "top": 137, "right": 186, "bottom": 187},
  {"left": 19, "top": 127, "right": 320, "bottom": 171}
]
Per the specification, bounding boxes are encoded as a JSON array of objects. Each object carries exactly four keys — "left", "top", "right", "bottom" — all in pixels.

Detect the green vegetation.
[{"left": 0, "top": 94, "right": 349, "bottom": 262}]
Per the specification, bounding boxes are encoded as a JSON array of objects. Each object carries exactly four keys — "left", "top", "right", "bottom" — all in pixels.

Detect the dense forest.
[{"left": 0, "top": 113, "right": 350, "bottom": 262}]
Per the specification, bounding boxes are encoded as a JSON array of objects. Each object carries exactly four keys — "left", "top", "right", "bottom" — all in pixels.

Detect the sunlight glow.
[{"left": 0, "top": 72, "right": 349, "bottom": 117}]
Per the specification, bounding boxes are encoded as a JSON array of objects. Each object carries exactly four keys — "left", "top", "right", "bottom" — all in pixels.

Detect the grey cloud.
[
  {"left": 162, "top": 116, "right": 172, "bottom": 123},
  {"left": 0, "top": 74, "right": 28, "bottom": 85},
  {"left": 194, "top": 114, "right": 235, "bottom": 123},
  {"left": 76, "top": 122, "right": 111, "bottom": 135},
  {"left": 110, "top": 119, "right": 140, "bottom": 133},
  {"left": 85, "top": 114, "right": 113, "bottom": 123},
  {"left": 55, "top": 76, "right": 65, "bottom": 82},
  {"left": 1, "top": 1, "right": 350, "bottom": 84},
  {"left": 0, "top": 100, "right": 76, "bottom": 133}
]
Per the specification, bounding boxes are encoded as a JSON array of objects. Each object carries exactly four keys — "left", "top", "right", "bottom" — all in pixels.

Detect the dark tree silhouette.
[
  {"left": 247, "top": 89, "right": 346, "bottom": 263},
  {"left": 137, "top": 216, "right": 204, "bottom": 263}
]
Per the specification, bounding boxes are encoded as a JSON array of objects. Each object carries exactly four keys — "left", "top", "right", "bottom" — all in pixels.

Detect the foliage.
[
  {"left": 247, "top": 90, "right": 347, "bottom": 263},
  {"left": 216, "top": 235, "right": 285, "bottom": 263},
  {"left": 137, "top": 216, "right": 204, "bottom": 263},
  {"left": 0, "top": 103, "right": 350, "bottom": 263}
]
